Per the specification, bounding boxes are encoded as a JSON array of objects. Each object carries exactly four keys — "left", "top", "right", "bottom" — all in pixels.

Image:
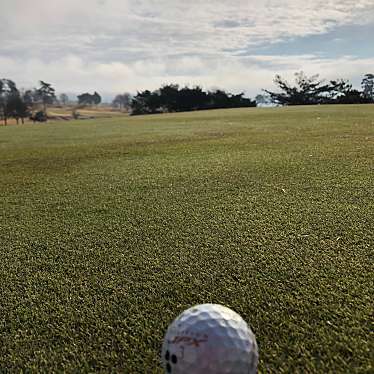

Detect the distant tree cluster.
[
  {"left": 0, "top": 79, "right": 58, "bottom": 124},
  {"left": 0, "top": 79, "right": 28, "bottom": 125},
  {"left": 112, "top": 93, "right": 132, "bottom": 111},
  {"left": 77, "top": 91, "right": 101, "bottom": 106},
  {"left": 1, "top": 72, "right": 373, "bottom": 125},
  {"left": 0, "top": 79, "right": 73, "bottom": 124},
  {"left": 59, "top": 93, "right": 69, "bottom": 106},
  {"left": 264, "top": 72, "right": 374, "bottom": 106},
  {"left": 130, "top": 84, "right": 256, "bottom": 115},
  {"left": 0, "top": 77, "right": 107, "bottom": 125}
]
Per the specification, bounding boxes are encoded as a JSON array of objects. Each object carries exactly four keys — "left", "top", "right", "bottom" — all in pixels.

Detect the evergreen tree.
[
  {"left": 37, "top": 81, "right": 56, "bottom": 113},
  {"left": 361, "top": 74, "right": 374, "bottom": 102},
  {"left": 0, "top": 79, "right": 19, "bottom": 125}
]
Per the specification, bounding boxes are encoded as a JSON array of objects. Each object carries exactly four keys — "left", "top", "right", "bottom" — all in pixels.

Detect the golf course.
[{"left": 0, "top": 105, "right": 372, "bottom": 372}]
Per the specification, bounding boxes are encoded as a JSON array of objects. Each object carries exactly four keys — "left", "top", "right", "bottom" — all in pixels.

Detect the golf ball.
[{"left": 161, "top": 304, "right": 258, "bottom": 374}]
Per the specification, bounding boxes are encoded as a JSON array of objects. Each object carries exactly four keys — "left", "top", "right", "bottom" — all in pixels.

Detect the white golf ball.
[{"left": 161, "top": 304, "right": 258, "bottom": 374}]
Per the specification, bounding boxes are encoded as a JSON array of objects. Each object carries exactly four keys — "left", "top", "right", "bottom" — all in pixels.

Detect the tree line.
[
  {"left": 260, "top": 72, "right": 374, "bottom": 106},
  {"left": 129, "top": 73, "right": 373, "bottom": 114},
  {"left": 0, "top": 79, "right": 57, "bottom": 124},
  {"left": 0, "top": 79, "right": 103, "bottom": 124},
  {"left": 1, "top": 72, "right": 373, "bottom": 124},
  {"left": 130, "top": 85, "right": 256, "bottom": 115}
]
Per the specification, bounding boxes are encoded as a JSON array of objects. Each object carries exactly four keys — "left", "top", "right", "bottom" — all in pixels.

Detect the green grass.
[{"left": 0, "top": 105, "right": 373, "bottom": 372}]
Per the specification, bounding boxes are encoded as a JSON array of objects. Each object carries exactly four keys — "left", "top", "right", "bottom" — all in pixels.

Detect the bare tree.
[
  {"left": 59, "top": 93, "right": 69, "bottom": 106},
  {"left": 112, "top": 93, "right": 132, "bottom": 111}
]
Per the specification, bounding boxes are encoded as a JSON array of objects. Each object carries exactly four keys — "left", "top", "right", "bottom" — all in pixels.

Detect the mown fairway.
[{"left": 0, "top": 105, "right": 373, "bottom": 372}]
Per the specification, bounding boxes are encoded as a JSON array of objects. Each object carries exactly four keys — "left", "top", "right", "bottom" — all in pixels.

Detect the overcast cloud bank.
[{"left": 1, "top": 0, "right": 373, "bottom": 99}]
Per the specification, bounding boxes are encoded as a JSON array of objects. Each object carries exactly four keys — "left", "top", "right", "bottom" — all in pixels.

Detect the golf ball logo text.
[{"left": 168, "top": 331, "right": 209, "bottom": 347}]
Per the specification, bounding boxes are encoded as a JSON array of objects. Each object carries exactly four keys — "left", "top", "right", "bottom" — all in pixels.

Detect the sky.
[{"left": 1, "top": 0, "right": 373, "bottom": 101}]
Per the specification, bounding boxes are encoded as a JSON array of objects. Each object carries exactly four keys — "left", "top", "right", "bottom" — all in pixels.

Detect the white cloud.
[
  {"left": 1, "top": 0, "right": 373, "bottom": 56},
  {"left": 2, "top": 54, "right": 373, "bottom": 101},
  {"left": 0, "top": 0, "right": 373, "bottom": 97}
]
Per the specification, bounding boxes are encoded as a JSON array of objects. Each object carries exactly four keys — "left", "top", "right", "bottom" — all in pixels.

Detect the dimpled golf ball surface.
[{"left": 162, "top": 304, "right": 258, "bottom": 374}]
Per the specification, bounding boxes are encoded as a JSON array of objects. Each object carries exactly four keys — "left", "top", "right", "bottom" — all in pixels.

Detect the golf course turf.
[{"left": 0, "top": 105, "right": 373, "bottom": 372}]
